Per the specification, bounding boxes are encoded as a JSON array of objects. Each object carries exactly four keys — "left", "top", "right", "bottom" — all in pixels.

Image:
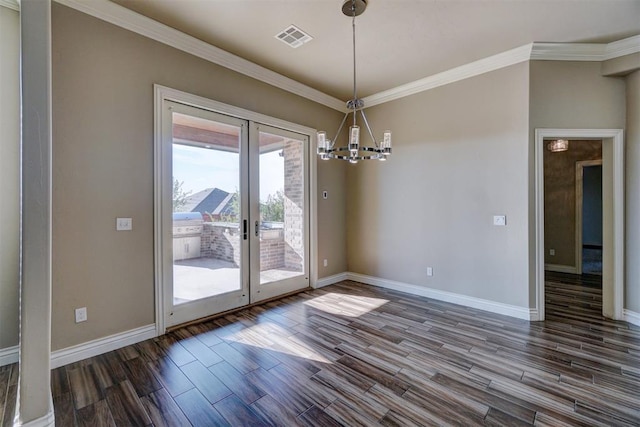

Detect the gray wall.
[
  {"left": 625, "top": 70, "right": 640, "bottom": 313},
  {"left": 346, "top": 62, "right": 531, "bottom": 308},
  {"left": 0, "top": 6, "right": 20, "bottom": 354},
  {"left": 528, "top": 60, "right": 626, "bottom": 304},
  {"left": 52, "top": 3, "right": 345, "bottom": 350}
]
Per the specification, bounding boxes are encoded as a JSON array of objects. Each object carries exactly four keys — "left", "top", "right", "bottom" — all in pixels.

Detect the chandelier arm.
[
  {"left": 330, "top": 111, "right": 350, "bottom": 149},
  {"left": 359, "top": 109, "right": 379, "bottom": 147},
  {"left": 329, "top": 153, "right": 381, "bottom": 161}
]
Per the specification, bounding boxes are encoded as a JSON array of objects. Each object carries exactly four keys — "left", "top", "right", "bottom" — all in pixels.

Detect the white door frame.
[
  {"left": 154, "top": 85, "right": 318, "bottom": 335},
  {"left": 575, "top": 159, "right": 603, "bottom": 276},
  {"left": 249, "top": 122, "right": 311, "bottom": 303},
  {"left": 535, "top": 129, "right": 624, "bottom": 321}
]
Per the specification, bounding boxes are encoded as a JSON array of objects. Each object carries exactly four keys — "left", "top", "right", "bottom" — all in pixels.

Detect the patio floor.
[{"left": 173, "top": 257, "right": 301, "bottom": 304}]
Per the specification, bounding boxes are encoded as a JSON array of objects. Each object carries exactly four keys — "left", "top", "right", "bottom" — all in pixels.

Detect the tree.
[
  {"left": 220, "top": 189, "right": 239, "bottom": 222},
  {"left": 173, "top": 178, "right": 191, "bottom": 212},
  {"left": 261, "top": 189, "right": 284, "bottom": 222}
]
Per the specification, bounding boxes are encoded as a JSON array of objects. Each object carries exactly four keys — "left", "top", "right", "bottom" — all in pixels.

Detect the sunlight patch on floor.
[
  {"left": 226, "top": 322, "right": 332, "bottom": 363},
  {"left": 303, "top": 292, "right": 389, "bottom": 317}
]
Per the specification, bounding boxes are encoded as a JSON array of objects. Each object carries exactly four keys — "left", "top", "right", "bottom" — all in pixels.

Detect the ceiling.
[{"left": 110, "top": 0, "right": 640, "bottom": 100}]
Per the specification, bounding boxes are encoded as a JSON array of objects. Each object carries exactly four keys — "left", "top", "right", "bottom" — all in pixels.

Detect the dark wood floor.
[
  {"left": 0, "top": 362, "right": 17, "bottom": 427},
  {"left": 3, "top": 279, "right": 639, "bottom": 426}
]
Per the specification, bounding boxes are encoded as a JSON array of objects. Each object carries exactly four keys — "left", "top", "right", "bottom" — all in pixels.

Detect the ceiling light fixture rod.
[
  {"left": 316, "top": 0, "right": 392, "bottom": 163},
  {"left": 351, "top": 6, "right": 357, "bottom": 106}
]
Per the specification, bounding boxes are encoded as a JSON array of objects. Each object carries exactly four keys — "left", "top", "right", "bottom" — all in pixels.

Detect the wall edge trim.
[
  {"left": 0, "top": 345, "right": 19, "bottom": 367},
  {"left": 314, "top": 272, "right": 349, "bottom": 288},
  {"left": 623, "top": 309, "right": 640, "bottom": 327},
  {"left": 544, "top": 263, "right": 579, "bottom": 274},
  {"left": 603, "top": 35, "right": 640, "bottom": 61},
  {"left": 14, "top": 400, "right": 55, "bottom": 427},
  {"left": 530, "top": 42, "right": 606, "bottom": 61},
  {"left": 529, "top": 309, "right": 541, "bottom": 321},
  {"left": 50, "top": 324, "right": 156, "bottom": 369},
  {"left": 0, "top": 0, "right": 19, "bottom": 11},
  {"left": 346, "top": 272, "right": 532, "bottom": 321}
]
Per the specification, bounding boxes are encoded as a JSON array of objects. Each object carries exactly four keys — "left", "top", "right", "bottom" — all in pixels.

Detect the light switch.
[
  {"left": 493, "top": 215, "right": 506, "bottom": 226},
  {"left": 116, "top": 217, "right": 132, "bottom": 231}
]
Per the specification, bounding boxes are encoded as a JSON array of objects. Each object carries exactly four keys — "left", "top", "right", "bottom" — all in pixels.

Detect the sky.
[{"left": 173, "top": 143, "right": 285, "bottom": 201}]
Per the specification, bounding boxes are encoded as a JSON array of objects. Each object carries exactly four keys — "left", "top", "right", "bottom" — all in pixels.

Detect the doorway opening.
[
  {"left": 543, "top": 140, "right": 603, "bottom": 320},
  {"left": 534, "top": 129, "right": 624, "bottom": 322}
]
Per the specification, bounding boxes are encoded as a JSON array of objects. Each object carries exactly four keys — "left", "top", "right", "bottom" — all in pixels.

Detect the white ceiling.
[{"left": 110, "top": 0, "right": 640, "bottom": 100}]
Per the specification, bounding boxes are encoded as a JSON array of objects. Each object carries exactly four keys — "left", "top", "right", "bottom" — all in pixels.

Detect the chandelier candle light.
[
  {"left": 547, "top": 139, "right": 569, "bottom": 152},
  {"left": 317, "top": 0, "right": 392, "bottom": 163}
]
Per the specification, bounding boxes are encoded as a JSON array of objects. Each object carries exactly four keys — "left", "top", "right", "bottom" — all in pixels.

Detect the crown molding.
[
  {"left": 603, "top": 35, "right": 640, "bottom": 60},
  {"left": 530, "top": 42, "right": 606, "bottom": 61},
  {"left": 0, "top": 0, "right": 19, "bottom": 11},
  {"left": 38, "top": 1, "right": 640, "bottom": 110},
  {"left": 54, "top": 0, "right": 345, "bottom": 112},
  {"left": 364, "top": 38, "right": 638, "bottom": 107},
  {"left": 363, "top": 44, "right": 533, "bottom": 108}
]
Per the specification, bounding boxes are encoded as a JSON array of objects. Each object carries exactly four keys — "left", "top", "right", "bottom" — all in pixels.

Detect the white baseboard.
[
  {"left": 0, "top": 345, "right": 18, "bottom": 367},
  {"left": 623, "top": 309, "right": 640, "bottom": 327},
  {"left": 15, "top": 401, "right": 55, "bottom": 427},
  {"left": 545, "top": 264, "right": 578, "bottom": 274},
  {"left": 51, "top": 324, "right": 156, "bottom": 369},
  {"left": 529, "top": 309, "right": 541, "bottom": 321},
  {"left": 346, "top": 272, "right": 533, "bottom": 321},
  {"left": 314, "top": 272, "right": 348, "bottom": 288}
]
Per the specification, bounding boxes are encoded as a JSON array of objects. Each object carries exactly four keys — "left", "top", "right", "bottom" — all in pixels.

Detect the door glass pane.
[
  {"left": 172, "top": 112, "right": 242, "bottom": 305},
  {"left": 258, "top": 131, "right": 305, "bottom": 285}
]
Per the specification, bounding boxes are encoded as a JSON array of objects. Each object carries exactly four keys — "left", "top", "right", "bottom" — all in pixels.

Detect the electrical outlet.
[
  {"left": 75, "top": 307, "right": 87, "bottom": 323},
  {"left": 323, "top": 259, "right": 328, "bottom": 267},
  {"left": 427, "top": 267, "right": 433, "bottom": 277},
  {"left": 493, "top": 215, "right": 506, "bottom": 226},
  {"left": 549, "top": 249, "right": 555, "bottom": 256},
  {"left": 116, "top": 217, "right": 132, "bottom": 231}
]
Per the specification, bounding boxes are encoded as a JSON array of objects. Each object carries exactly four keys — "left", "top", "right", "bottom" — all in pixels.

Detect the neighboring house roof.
[{"left": 182, "top": 188, "right": 236, "bottom": 217}]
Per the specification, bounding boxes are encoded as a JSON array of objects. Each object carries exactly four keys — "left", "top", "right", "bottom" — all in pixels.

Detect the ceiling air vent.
[{"left": 275, "top": 25, "right": 313, "bottom": 48}]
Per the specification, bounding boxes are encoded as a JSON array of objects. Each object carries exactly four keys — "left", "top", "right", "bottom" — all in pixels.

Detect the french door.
[{"left": 161, "top": 101, "right": 309, "bottom": 328}]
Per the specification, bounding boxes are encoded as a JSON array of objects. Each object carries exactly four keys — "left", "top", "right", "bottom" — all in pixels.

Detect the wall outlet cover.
[
  {"left": 116, "top": 217, "right": 132, "bottom": 231},
  {"left": 75, "top": 307, "right": 87, "bottom": 323},
  {"left": 493, "top": 215, "right": 507, "bottom": 226}
]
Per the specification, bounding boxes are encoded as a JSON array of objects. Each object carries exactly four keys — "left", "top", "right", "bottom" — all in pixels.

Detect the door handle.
[
  {"left": 243, "top": 219, "right": 248, "bottom": 240},
  {"left": 255, "top": 221, "right": 259, "bottom": 237}
]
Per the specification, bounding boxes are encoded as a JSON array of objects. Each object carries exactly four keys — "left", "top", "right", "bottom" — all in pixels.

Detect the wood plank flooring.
[
  {"left": 0, "top": 362, "right": 17, "bottom": 427},
  {"left": 9, "top": 279, "right": 639, "bottom": 425}
]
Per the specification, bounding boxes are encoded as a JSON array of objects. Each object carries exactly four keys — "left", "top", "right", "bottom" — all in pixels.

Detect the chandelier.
[{"left": 317, "top": 0, "right": 391, "bottom": 163}]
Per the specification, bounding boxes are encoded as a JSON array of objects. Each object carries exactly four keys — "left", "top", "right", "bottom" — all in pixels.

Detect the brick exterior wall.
[
  {"left": 283, "top": 139, "right": 304, "bottom": 272},
  {"left": 200, "top": 222, "right": 286, "bottom": 271},
  {"left": 201, "top": 222, "right": 241, "bottom": 266},
  {"left": 259, "top": 229, "right": 285, "bottom": 271}
]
